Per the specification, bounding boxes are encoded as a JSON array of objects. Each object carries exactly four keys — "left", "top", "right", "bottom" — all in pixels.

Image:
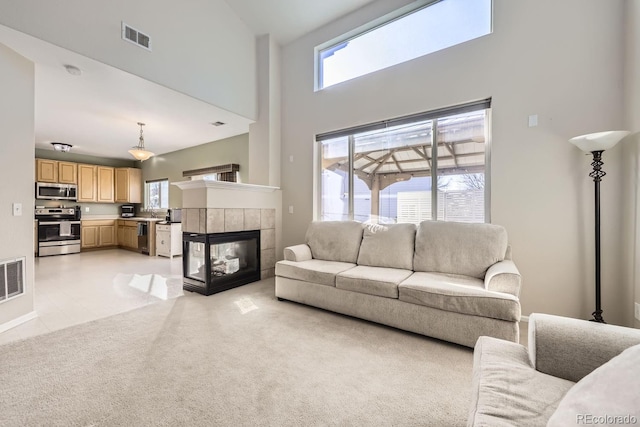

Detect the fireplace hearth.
[{"left": 183, "top": 230, "right": 261, "bottom": 295}]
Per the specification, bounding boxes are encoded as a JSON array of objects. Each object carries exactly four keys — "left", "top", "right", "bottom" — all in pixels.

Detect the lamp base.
[{"left": 590, "top": 310, "right": 605, "bottom": 323}]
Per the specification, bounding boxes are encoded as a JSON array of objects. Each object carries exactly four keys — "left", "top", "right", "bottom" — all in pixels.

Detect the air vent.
[
  {"left": 211, "top": 121, "right": 226, "bottom": 127},
  {"left": 0, "top": 257, "right": 25, "bottom": 303},
  {"left": 122, "top": 22, "right": 152, "bottom": 51}
]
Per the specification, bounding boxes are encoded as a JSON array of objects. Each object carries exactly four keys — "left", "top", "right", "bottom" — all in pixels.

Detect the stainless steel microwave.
[{"left": 35, "top": 182, "right": 78, "bottom": 201}]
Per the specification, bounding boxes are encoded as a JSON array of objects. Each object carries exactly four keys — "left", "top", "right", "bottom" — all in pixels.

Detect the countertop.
[{"left": 81, "top": 216, "right": 166, "bottom": 222}]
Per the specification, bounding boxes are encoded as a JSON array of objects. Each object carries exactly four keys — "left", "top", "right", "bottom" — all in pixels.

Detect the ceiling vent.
[
  {"left": 122, "top": 22, "right": 152, "bottom": 51},
  {"left": 211, "top": 121, "right": 226, "bottom": 127}
]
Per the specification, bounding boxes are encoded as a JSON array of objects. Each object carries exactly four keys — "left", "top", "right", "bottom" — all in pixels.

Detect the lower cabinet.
[
  {"left": 81, "top": 220, "right": 116, "bottom": 249},
  {"left": 117, "top": 220, "right": 139, "bottom": 250},
  {"left": 156, "top": 223, "right": 182, "bottom": 258}
]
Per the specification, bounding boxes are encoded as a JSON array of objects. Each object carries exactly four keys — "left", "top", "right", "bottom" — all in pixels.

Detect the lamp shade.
[
  {"left": 569, "top": 130, "right": 630, "bottom": 152},
  {"left": 128, "top": 147, "right": 154, "bottom": 161}
]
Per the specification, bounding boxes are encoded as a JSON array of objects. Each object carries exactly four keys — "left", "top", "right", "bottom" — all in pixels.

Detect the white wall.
[
  {"left": 622, "top": 0, "right": 640, "bottom": 328},
  {"left": 280, "top": 0, "right": 630, "bottom": 324},
  {"left": 0, "top": 43, "right": 35, "bottom": 326},
  {"left": 0, "top": 0, "right": 257, "bottom": 120}
]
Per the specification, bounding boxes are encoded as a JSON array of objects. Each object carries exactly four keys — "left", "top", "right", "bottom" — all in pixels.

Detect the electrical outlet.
[
  {"left": 635, "top": 303, "right": 640, "bottom": 322},
  {"left": 85, "top": 207, "right": 90, "bottom": 213}
]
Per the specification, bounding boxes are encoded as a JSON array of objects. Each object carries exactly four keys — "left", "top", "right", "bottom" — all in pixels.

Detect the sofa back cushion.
[
  {"left": 357, "top": 223, "right": 416, "bottom": 270},
  {"left": 413, "top": 221, "right": 508, "bottom": 279},
  {"left": 305, "top": 221, "right": 364, "bottom": 263}
]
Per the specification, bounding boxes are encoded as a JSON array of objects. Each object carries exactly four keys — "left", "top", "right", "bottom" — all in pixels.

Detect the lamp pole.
[{"left": 589, "top": 150, "right": 605, "bottom": 323}]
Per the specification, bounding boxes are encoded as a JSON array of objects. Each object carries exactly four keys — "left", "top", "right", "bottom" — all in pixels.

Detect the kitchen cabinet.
[
  {"left": 156, "top": 222, "right": 182, "bottom": 258},
  {"left": 58, "top": 161, "right": 77, "bottom": 184},
  {"left": 117, "top": 220, "right": 139, "bottom": 250},
  {"left": 36, "top": 159, "right": 77, "bottom": 184},
  {"left": 77, "top": 165, "right": 114, "bottom": 203},
  {"left": 115, "top": 168, "right": 142, "bottom": 203},
  {"left": 77, "top": 164, "right": 97, "bottom": 202},
  {"left": 81, "top": 220, "right": 116, "bottom": 249},
  {"left": 97, "top": 166, "right": 115, "bottom": 203},
  {"left": 36, "top": 159, "right": 58, "bottom": 182}
]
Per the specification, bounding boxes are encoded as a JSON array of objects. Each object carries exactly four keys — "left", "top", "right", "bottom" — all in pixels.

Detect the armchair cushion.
[{"left": 547, "top": 344, "right": 640, "bottom": 427}]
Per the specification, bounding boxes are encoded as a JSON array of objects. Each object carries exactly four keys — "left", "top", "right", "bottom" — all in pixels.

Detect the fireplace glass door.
[{"left": 183, "top": 230, "right": 261, "bottom": 295}]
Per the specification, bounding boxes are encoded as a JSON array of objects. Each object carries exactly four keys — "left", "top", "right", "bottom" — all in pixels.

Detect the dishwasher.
[{"left": 137, "top": 221, "right": 149, "bottom": 255}]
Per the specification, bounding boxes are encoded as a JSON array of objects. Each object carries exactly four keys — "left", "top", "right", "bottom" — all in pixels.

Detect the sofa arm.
[
  {"left": 484, "top": 260, "right": 521, "bottom": 297},
  {"left": 528, "top": 313, "right": 640, "bottom": 383},
  {"left": 283, "top": 244, "right": 313, "bottom": 262}
]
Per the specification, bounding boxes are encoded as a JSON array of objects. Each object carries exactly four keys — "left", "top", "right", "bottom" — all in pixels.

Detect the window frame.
[
  {"left": 314, "top": 100, "right": 492, "bottom": 224},
  {"left": 144, "top": 178, "right": 169, "bottom": 210},
  {"left": 314, "top": 0, "right": 493, "bottom": 91}
]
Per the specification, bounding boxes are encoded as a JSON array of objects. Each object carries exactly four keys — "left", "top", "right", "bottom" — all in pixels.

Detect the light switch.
[
  {"left": 528, "top": 114, "right": 538, "bottom": 127},
  {"left": 288, "top": 205, "right": 294, "bottom": 214},
  {"left": 12, "top": 203, "right": 22, "bottom": 216},
  {"left": 289, "top": 155, "right": 294, "bottom": 163}
]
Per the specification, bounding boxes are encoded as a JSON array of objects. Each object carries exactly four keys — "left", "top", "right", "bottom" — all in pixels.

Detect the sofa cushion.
[
  {"left": 336, "top": 265, "right": 412, "bottom": 299},
  {"left": 275, "top": 260, "right": 356, "bottom": 287},
  {"left": 356, "top": 223, "right": 416, "bottom": 270},
  {"left": 547, "top": 343, "right": 640, "bottom": 427},
  {"left": 305, "top": 221, "right": 364, "bottom": 263},
  {"left": 469, "top": 336, "right": 574, "bottom": 427},
  {"left": 398, "top": 272, "right": 520, "bottom": 321},
  {"left": 413, "top": 221, "right": 508, "bottom": 279}
]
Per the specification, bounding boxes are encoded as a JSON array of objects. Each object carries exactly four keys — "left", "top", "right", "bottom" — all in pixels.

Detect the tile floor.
[{"left": 0, "top": 249, "right": 191, "bottom": 345}]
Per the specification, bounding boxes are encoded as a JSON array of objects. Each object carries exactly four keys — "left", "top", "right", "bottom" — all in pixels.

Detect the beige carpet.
[{"left": 0, "top": 279, "right": 474, "bottom": 426}]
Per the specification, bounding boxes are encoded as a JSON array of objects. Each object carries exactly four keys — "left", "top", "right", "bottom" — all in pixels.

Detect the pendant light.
[{"left": 128, "top": 122, "right": 154, "bottom": 161}]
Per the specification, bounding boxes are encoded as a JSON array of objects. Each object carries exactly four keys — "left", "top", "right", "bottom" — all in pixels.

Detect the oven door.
[{"left": 37, "top": 220, "right": 81, "bottom": 256}]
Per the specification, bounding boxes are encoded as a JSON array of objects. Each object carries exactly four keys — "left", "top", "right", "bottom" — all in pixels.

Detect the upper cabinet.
[
  {"left": 78, "top": 165, "right": 114, "bottom": 203},
  {"left": 115, "top": 168, "right": 142, "bottom": 203},
  {"left": 36, "top": 159, "right": 77, "bottom": 184}
]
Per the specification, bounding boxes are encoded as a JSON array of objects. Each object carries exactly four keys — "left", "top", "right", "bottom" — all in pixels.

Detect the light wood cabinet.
[
  {"left": 115, "top": 168, "right": 142, "bottom": 203},
  {"left": 58, "top": 161, "right": 77, "bottom": 184},
  {"left": 81, "top": 220, "right": 117, "bottom": 249},
  {"left": 77, "top": 164, "right": 97, "bottom": 202},
  {"left": 36, "top": 159, "right": 58, "bottom": 182},
  {"left": 77, "top": 165, "right": 114, "bottom": 203},
  {"left": 36, "top": 159, "right": 77, "bottom": 184},
  {"left": 117, "top": 220, "right": 139, "bottom": 250},
  {"left": 97, "top": 166, "right": 115, "bottom": 203}
]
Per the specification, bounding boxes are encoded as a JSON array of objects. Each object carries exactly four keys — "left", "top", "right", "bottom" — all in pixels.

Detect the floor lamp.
[{"left": 570, "top": 130, "right": 629, "bottom": 323}]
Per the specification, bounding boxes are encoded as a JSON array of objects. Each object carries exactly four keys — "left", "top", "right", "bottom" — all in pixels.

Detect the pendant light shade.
[{"left": 128, "top": 122, "right": 154, "bottom": 161}]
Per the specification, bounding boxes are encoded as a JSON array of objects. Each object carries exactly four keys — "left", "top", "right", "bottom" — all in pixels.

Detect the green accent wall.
[{"left": 140, "top": 133, "right": 249, "bottom": 209}]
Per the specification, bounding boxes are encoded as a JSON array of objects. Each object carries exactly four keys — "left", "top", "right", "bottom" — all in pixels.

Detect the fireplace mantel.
[{"left": 172, "top": 180, "right": 279, "bottom": 193}]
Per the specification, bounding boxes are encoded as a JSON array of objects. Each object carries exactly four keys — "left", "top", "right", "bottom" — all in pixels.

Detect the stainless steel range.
[{"left": 35, "top": 207, "right": 81, "bottom": 257}]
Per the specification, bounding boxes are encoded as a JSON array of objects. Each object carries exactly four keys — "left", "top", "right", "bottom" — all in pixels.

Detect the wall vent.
[
  {"left": 122, "top": 22, "right": 152, "bottom": 51},
  {"left": 0, "top": 257, "right": 26, "bottom": 303}
]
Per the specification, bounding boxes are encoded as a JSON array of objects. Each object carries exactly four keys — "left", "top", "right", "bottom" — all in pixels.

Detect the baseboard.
[{"left": 0, "top": 311, "right": 38, "bottom": 334}]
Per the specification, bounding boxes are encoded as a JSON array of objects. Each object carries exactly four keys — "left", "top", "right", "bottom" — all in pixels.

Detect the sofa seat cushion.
[
  {"left": 398, "top": 272, "right": 520, "bottom": 321},
  {"left": 275, "top": 260, "right": 356, "bottom": 287},
  {"left": 469, "top": 336, "right": 574, "bottom": 427},
  {"left": 336, "top": 265, "right": 413, "bottom": 298},
  {"left": 414, "top": 221, "right": 508, "bottom": 279},
  {"left": 357, "top": 223, "right": 416, "bottom": 270}
]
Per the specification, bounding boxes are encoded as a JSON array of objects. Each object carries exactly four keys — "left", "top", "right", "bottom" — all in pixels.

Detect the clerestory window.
[{"left": 316, "top": 0, "right": 492, "bottom": 90}]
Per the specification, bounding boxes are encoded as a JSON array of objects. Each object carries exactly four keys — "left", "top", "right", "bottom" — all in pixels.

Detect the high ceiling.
[{"left": 0, "top": 0, "right": 377, "bottom": 160}]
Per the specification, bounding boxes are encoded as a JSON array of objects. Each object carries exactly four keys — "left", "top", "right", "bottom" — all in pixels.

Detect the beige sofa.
[
  {"left": 468, "top": 313, "right": 640, "bottom": 426},
  {"left": 275, "top": 220, "right": 522, "bottom": 348}
]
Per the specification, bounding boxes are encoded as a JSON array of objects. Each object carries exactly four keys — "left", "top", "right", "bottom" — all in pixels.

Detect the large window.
[
  {"left": 317, "top": 100, "right": 490, "bottom": 224},
  {"left": 145, "top": 179, "right": 169, "bottom": 209},
  {"left": 316, "top": 0, "right": 492, "bottom": 90}
]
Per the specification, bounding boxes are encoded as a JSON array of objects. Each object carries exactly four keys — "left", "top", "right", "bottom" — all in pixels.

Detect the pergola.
[{"left": 322, "top": 112, "right": 486, "bottom": 219}]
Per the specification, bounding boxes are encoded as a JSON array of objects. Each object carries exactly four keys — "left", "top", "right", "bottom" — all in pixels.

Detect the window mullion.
[
  {"left": 431, "top": 121, "right": 438, "bottom": 221},
  {"left": 348, "top": 135, "right": 355, "bottom": 221}
]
